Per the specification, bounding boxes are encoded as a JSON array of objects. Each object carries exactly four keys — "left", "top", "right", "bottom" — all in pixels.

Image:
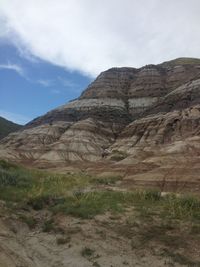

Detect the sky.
[{"left": 0, "top": 0, "right": 200, "bottom": 124}]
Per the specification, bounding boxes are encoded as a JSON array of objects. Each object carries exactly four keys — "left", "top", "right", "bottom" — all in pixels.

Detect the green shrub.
[
  {"left": 0, "top": 169, "right": 18, "bottom": 186},
  {"left": 27, "top": 195, "right": 51, "bottom": 210},
  {"left": 27, "top": 195, "right": 65, "bottom": 210},
  {"left": 52, "top": 191, "right": 131, "bottom": 219},
  {"left": 0, "top": 169, "right": 33, "bottom": 188},
  {"left": 162, "top": 194, "right": 200, "bottom": 220},
  {"left": 0, "top": 159, "right": 19, "bottom": 170},
  {"left": 19, "top": 215, "right": 37, "bottom": 229},
  {"left": 143, "top": 190, "right": 161, "bottom": 201},
  {"left": 92, "top": 176, "right": 122, "bottom": 185},
  {"left": 81, "top": 247, "right": 95, "bottom": 258},
  {"left": 110, "top": 150, "right": 128, "bottom": 161},
  {"left": 42, "top": 219, "right": 55, "bottom": 232}
]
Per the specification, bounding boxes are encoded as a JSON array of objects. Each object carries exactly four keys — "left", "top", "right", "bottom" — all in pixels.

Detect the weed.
[
  {"left": 143, "top": 190, "right": 161, "bottom": 201},
  {"left": 110, "top": 150, "right": 128, "bottom": 161},
  {"left": 0, "top": 169, "right": 18, "bottom": 186},
  {"left": 52, "top": 191, "right": 132, "bottom": 219},
  {"left": 92, "top": 176, "right": 122, "bottom": 185},
  {"left": 19, "top": 214, "right": 37, "bottom": 229},
  {"left": 161, "top": 249, "right": 200, "bottom": 266},
  {"left": 42, "top": 219, "right": 55, "bottom": 232},
  {"left": 162, "top": 194, "right": 200, "bottom": 220},
  {"left": 27, "top": 195, "right": 51, "bottom": 210},
  {"left": 81, "top": 247, "right": 95, "bottom": 258},
  {"left": 0, "top": 159, "right": 19, "bottom": 170}
]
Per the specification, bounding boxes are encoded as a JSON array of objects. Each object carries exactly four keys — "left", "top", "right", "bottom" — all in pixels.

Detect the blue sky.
[{"left": 0, "top": 42, "right": 92, "bottom": 124}]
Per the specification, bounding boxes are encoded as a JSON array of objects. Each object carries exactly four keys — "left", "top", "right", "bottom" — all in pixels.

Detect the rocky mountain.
[
  {"left": 1, "top": 58, "right": 200, "bottom": 191},
  {"left": 0, "top": 116, "right": 22, "bottom": 140}
]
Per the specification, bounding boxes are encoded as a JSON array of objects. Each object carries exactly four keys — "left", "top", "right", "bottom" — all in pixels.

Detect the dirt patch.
[{"left": 0, "top": 204, "right": 200, "bottom": 267}]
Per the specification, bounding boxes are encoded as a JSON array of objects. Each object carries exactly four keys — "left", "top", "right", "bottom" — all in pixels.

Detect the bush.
[
  {"left": 42, "top": 219, "right": 55, "bottom": 232},
  {"left": 110, "top": 150, "right": 128, "bottom": 161},
  {"left": 0, "top": 168, "right": 33, "bottom": 188},
  {"left": 19, "top": 215, "right": 37, "bottom": 229},
  {"left": 143, "top": 190, "right": 161, "bottom": 201},
  {"left": 92, "top": 176, "right": 122, "bottom": 185},
  {"left": 0, "top": 159, "right": 19, "bottom": 170},
  {"left": 162, "top": 194, "right": 200, "bottom": 220},
  {"left": 27, "top": 195, "right": 65, "bottom": 210},
  {"left": 52, "top": 191, "right": 130, "bottom": 219},
  {"left": 0, "top": 169, "right": 18, "bottom": 186},
  {"left": 81, "top": 247, "right": 95, "bottom": 258}
]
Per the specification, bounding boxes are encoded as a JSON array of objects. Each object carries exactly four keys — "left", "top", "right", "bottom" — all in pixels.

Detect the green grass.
[
  {"left": 161, "top": 194, "right": 200, "bottom": 221},
  {"left": 0, "top": 160, "right": 200, "bottom": 224},
  {"left": 0, "top": 160, "right": 20, "bottom": 170},
  {"left": 52, "top": 191, "right": 130, "bottom": 218},
  {"left": 0, "top": 159, "right": 93, "bottom": 203},
  {"left": 92, "top": 176, "right": 122, "bottom": 185}
]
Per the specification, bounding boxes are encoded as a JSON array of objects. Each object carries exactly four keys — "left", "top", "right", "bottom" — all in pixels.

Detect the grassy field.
[{"left": 0, "top": 159, "right": 200, "bottom": 220}]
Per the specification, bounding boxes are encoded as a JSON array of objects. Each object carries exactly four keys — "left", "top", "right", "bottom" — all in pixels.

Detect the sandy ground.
[{"left": 1, "top": 204, "right": 199, "bottom": 267}]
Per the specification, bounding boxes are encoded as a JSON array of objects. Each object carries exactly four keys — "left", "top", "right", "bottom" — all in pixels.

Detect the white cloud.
[
  {"left": 37, "top": 79, "right": 53, "bottom": 87},
  {"left": 0, "top": 110, "right": 30, "bottom": 125},
  {"left": 0, "top": 62, "right": 24, "bottom": 76},
  {"left": 0, "top": 0, "right": 200, "bottom": 77},
  {"left": 36, "top": 77, "right": 78, "bottom": 89}
]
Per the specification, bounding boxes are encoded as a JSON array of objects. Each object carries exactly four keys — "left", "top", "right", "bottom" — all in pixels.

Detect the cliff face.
[
  {"left": 25, "top": 58, "right": 200, "bottom": 129},
  {"left": 1, "top": 58, "right": 200, "bottom": 183}
]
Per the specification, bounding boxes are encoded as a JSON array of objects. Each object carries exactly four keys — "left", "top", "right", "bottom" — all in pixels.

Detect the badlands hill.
[{"left": 1, "top": 57, "right": 200, "bottom": 191}]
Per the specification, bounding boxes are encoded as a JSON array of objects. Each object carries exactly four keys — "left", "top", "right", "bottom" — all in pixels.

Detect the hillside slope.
[
  {"left": 0, "top": 116, "right": 22, "bottom": 139},
  {"left": 0, "top": 58, "right": 200, "bottom": 190}
]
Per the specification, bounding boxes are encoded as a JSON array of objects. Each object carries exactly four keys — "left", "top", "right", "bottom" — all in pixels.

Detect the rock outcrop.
[{"left": 1, "top": 57, "right": 200, "bottom": 188}]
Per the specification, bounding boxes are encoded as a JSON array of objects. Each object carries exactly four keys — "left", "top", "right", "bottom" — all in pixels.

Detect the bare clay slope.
[{"left": 0, "top": 58, "right": 200, "bottom": 189}]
